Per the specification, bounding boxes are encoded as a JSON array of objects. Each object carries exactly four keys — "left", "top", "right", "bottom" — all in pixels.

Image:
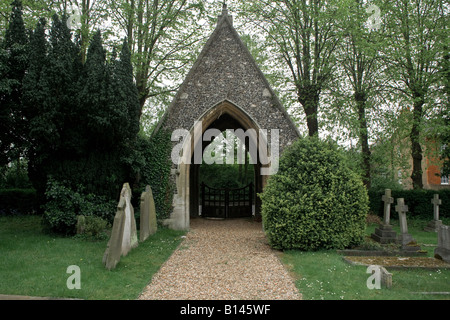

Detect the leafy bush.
[
  {"left": 76, "top": 215, "right": 110, "bottom": 240},
  {"left": 260, "top": 137, "right": 369, "bottom": 251},
  {"left": 43, "top": 179, "right": 116, "bottom": 235}
]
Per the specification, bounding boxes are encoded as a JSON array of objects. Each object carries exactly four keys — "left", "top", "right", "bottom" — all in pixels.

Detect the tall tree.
[
  {"left": 0, "top": 0, "right": 108, "bottom": 63},
  {"left": 330, "top": 0, "right": 387, "bottom": 188},
  {"left": 24, "top": 14, "right": 82, "bottom": 197},
  {"left": 22, "top": 16, "right": 47, "bottom": 155},
  {"left": 23, "top": 15, "right": 142, "bottom": 199},
  {"left": 106, "top": 0, "right": 206, "bottom": 117},
  {"left": 2, "top": 0, "right": 206, "bottom": 128},
  {"left": 381, "top": 0, "right": 447, "bottom": 189},
  {"left": 112, "top": 37, "right": 141, "bottom": 141},
  {"left": 65, "top": 0, "right": 109, "bottom": 64},
  {"left": 438, "top": 42, "right": 449, "bottom": 177},
  {"left": 0, "top": 0, "right": 29, "bottom": 166},
  {"left": 79, "top": 30, "right": 110, "bottom": 149},
  {"left": 243, "top": 0, "right": 343, "bottom": 136}
]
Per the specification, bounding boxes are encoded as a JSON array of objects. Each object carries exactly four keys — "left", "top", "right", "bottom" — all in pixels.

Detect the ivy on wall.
[{"left": 137, "top": 129, "right": 173, "bottom": 221}]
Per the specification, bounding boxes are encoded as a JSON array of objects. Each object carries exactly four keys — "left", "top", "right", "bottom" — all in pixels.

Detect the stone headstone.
[
  {"left": 382, "top": 189, "right": 394, "bottom": 225},
  {"left": 76, "top": 215, "right": 86, "bottom": 234},
  {"left": 103, "top": 183, "right": 138, "bottom": 270},
  {"left": 395, "top": 198, "right": 420, "bottom": 252},
  {"left": 396, "top": 198, "right": 409, "bottom": 234},
  {"left": 102, "top": 202, "right": 126, "bottom": 270},
  {"left": 424, "top": 194, "right": 443, "bottom": 232},
  {"left": 140, "top": 185, "right": 157, "bottom": 242},
  {"left": 371, "top": 189, "right": 397, "bottom": 244},
  {"left": 434, "top": 225, "right": 450, "bottom": 263},
  {"left": 380, "top": 266, "right": 393, "bottom": 289}
]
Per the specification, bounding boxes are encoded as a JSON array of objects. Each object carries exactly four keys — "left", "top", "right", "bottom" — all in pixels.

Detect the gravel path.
[{"left": 138, "top": 218, "right": 302, "bottom": 300}]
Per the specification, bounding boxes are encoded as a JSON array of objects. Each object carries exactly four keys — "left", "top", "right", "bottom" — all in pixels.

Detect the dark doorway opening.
[
  {"left": 190, "top": 128, "right": 257, "bottom": 219},
  {"left": 187, "top": 101, "right": 266, "bottom": 221}
]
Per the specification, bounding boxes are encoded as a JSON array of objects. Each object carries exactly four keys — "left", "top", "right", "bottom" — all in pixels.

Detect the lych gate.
[
  {"left": 153, "top": 4, "right": 301, "bottom": 230},
  {"left": 178, "top": 99, "right": 271, "bottom": 226}
]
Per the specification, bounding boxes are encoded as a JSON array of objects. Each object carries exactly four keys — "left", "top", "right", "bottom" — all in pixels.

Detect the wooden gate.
[{"left": 201, "top": 182, "right": 253, "bottom": 218}]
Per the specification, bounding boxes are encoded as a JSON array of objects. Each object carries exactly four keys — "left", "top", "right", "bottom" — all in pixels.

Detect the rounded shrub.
[{"left": 260, "top": 137, "right": 369, "bottom": 251}]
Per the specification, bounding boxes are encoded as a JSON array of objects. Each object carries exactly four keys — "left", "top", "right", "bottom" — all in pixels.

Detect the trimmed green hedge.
[
  {"left": 0, "top": 188, "right": 38, "bottom": 215},
  {"left": 260, "top": 137, "right": 369, "bottom": 251},
  {"left": 368, "top": 189, "right": 450, "bottom": 219}
]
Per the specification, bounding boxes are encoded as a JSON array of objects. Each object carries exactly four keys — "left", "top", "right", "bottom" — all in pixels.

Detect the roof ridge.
[{"left": 152, "top": 4, "right": 301, "bottom": 138}]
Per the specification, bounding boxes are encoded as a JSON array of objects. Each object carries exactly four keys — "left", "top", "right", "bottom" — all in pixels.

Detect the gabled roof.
[{"left": 154, "top": 4, "right": 300, "bottom": 138}]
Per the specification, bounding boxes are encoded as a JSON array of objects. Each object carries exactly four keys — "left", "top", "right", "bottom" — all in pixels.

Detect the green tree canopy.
[{"left": 0, "top": 0, "right": 29, "bottom": 166}]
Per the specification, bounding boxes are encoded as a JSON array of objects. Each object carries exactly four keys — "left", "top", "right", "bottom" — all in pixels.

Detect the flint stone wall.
[
  {"left": 159, "top": 16, "right": 300, "bottom": 155},
  {"left": 154, "top": 11, "right": 300, "bottom": 230}
]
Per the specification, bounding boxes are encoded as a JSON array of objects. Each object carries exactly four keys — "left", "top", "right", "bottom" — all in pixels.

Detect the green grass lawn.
[
  {"left": 0, "top": 215, "right": 185, "bottom": 300},
  {"left": 1, "top": 215, "right": 449, "bottom": 300},
  {"left": 282, "top": 218, "right": 450, "bottom": 300}
]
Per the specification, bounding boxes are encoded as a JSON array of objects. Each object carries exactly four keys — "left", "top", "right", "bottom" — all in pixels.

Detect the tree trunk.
[
  {"left": 138, "top": 92, "right": 147, "bottom": 118},
  {"left": 355, "top": 90, "right": 371, "bottom": 189},
  {"left": 410, "top": 94, "right": 424, "bottom": 189},
  {"left": 298, "top": 87, "right": 320, "bottom": 137},
  {"left": 80, "top": 0, "right": 91, "bottom": 64}
]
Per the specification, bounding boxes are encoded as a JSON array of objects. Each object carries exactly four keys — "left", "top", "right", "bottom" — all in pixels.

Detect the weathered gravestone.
[
  {"left": 366, "top": 265, "right": 393, "bottom": 289},
  {"left": 371, "top": 189, "right": 397, "bottom": 244},
  {"left": 103, "top": 183, "right": 138, "bottom": 270},
  {"left": 395, "top": 198, "right": 420, "bottom": 252},
  {"left": 76, "top": 215, "right": 86, "bottom": 234},
  {"left": 424, "top": 194, "right": 443, "bottom": 232},
  {"left": 140, "top": 185, "right": 157, "bottom": 242},
  {"left": 434, "top": 225, "right": 450, "bottom": 263}
]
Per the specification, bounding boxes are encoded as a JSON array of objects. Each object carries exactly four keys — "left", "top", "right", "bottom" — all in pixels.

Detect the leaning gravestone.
[
  {"left": 140, "top": 185, "right": 157, "bottom": 242},
  {"left": 434, "top": 225, "right": 450, "bottom": 263},
  {"left": 395, "top": 198, "right": 420, "bottom": 252},
  {"left": 424, "top": 194, "right": 443, "bottom": 232},
  {"left": 380, "top": 266, "right": 393, "bottom": 289},
  {"left": 76, "top": 215, "right": 86, "bottom": 234},
  {"left": 371, "top": 189, "right": 397, "bottom": 244},
  {"left": 103, "top": 183, "right": 139, "bottom": 270}
]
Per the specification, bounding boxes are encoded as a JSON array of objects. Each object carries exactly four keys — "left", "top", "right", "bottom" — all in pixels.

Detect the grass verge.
[
  {"left": 2, "top": 216, "right": 450, "bottom": 300},
  {"left": 0, "top": 215, "right": 185, "bottom": 300},
  {"left": 281, "top": 218, "right": 450, "bottom": 300}
]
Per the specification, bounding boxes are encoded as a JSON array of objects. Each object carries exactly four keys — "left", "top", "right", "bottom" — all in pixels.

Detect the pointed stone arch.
[
  {"left": 171, "top": 99, "right": 273, "bottom": 230},
  {"left": 154, "top": 5, "right": 301, "bottom": 230}
]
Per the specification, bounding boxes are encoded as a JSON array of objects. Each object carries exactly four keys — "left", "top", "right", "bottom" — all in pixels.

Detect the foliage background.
[{"left": 0, "top": 1, "right": 448, "bottom": 235}]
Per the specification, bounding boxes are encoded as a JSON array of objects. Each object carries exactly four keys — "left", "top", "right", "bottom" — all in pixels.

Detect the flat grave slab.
[{"left": 343, "top": 256, "right": 450, "bottom": 270}]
